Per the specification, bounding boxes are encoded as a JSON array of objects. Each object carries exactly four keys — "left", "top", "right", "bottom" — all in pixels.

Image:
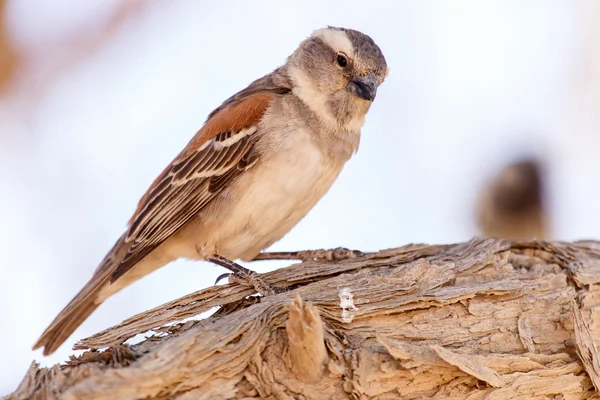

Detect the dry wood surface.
[{"left": 8, "top": 238, "right": 600, "bottom": 399}]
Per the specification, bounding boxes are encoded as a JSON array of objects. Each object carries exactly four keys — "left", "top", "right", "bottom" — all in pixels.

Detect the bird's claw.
[
  {"left": 215, "top": 272, "right": 232, "bottom": 285},
  {"left": 214, "top": 271, "right": 286, "bottom": 295}
]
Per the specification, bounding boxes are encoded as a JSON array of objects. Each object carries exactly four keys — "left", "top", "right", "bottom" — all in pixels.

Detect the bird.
[
  {"left": 476, "top": 158, "right": 549, "bottom": 240},
  {"left": 33, "top": 26, "right": 388, "bottom": 356}
]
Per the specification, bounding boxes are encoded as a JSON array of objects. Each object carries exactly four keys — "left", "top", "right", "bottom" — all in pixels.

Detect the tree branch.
[{"left": 9, "top": 238, "right": 600, "bottom": 399}]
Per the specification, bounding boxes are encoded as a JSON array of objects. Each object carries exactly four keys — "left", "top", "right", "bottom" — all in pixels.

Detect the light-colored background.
[{"left": 1, "top": 0, "right": 599, "bottom": 394}]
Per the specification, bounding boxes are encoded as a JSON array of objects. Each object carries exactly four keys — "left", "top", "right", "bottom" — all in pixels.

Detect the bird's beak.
[{"left": 348, "top": 73, "right": 378, "bottom": 101}]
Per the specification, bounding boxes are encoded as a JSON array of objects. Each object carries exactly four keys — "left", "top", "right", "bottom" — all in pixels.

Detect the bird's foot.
[
  {"left": 209, "top": 255, "right": 286, "bottom": 295},
  {"left": 252, "top": 247, "right": 365, "bottom": 262}
]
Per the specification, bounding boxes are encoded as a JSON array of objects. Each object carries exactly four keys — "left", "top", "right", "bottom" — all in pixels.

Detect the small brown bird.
[
  {"left": 476, "top": 158, "right": 549, "bottom": 240},
  {"left": 33, "top": 26, "right": 388, "bottom": 355}
]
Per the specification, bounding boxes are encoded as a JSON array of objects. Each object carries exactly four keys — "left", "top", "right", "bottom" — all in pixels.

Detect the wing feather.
[{"left": 111, "top": 92, "right": 280, "bottom": 282}]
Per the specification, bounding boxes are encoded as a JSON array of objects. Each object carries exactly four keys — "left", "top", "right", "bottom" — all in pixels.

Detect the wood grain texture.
[{"left": 10, "top": 238, "right": 600, "bottom": 399}]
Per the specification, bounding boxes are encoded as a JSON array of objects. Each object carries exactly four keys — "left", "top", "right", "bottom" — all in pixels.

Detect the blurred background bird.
[
  {"left": 1, "top": 0, "right": 599, "bottom": 394},
  {"left": 476, "top": 157, "right": 549, "bottom": 240}
]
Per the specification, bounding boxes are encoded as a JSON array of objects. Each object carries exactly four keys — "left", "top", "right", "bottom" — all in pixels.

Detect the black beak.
[{"left": 348, "top": 73, "right": 378, "bottom": 101}]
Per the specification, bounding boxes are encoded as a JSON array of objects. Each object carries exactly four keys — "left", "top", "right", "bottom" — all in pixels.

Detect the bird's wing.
[
  {"left": 32, "top": 70, "right": 292, "bottom": 356},
  {"left": 111, "top": 76, "right": 291, "bottom": 281}
]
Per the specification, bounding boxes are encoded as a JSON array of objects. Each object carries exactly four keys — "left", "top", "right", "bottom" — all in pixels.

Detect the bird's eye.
[{"left": 337, "top": 53, "right": 348, "bottom": 68}]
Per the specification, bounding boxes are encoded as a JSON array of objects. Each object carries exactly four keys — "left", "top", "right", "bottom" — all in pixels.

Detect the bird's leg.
[
  {"left": 252, "top": 247, "right": 365, "bottom": 262},
  {"left": 208, "top": 254, "right": 285, "bottom": 295}
]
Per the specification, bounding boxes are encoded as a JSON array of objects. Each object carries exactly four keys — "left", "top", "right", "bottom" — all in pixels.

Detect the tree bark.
[{"left": 8, "top": 238, "right": 600, "bottom": 399}]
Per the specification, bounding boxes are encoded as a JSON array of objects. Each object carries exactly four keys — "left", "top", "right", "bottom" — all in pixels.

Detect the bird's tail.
[
  {"left": 33, "top": 234, "right": 128, "bottom": 356},
  {"left": 32, "top": 280, "right": 105, "bottom": 356}
]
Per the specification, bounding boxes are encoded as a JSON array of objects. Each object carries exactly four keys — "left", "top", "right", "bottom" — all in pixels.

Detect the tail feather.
[
  {"left": 33, "top": 234, "right": 129, "bottom": 356},
  {"left": 32, "top": 292, "right": 101, "bottom": 355},
  {"left": 32, "top": 273, "right": 110, "bottom": 356}
]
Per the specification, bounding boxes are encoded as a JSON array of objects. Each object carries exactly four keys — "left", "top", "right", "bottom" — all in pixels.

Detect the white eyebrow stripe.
[{"left": 311, "top": 28, "right": 354, "bottom": 56}]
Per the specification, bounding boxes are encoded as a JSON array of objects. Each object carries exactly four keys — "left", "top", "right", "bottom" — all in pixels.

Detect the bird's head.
[{"left": 286, "top": 27, "right": 388, "bottom": 131}]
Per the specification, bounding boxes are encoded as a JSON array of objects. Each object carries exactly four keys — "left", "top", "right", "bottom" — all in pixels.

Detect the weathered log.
[{"left": 8, "top": 238, "right": 600, "bottom": 399}]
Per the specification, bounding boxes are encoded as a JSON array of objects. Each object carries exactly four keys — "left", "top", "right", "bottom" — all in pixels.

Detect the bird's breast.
[{"left": 204, "top": 128, "right": 347, "bottom": 260}]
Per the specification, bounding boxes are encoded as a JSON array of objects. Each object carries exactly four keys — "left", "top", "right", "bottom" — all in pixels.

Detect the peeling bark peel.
[{"left": 285, "top": 295, "right": 328, "bottom": 383}]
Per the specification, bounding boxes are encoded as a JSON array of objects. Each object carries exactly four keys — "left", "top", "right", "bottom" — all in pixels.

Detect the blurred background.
[{"left": 1, "top": 0, "right": 599, "bottom": 394}]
